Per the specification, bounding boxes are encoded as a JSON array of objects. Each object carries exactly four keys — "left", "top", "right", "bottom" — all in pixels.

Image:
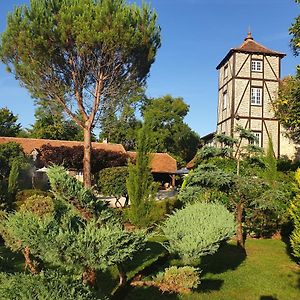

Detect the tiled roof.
[
  {"left": 217, "top": 32, "right": 285, "bottom": 70},
  {"left": 0, "top": 136, "right": 126, "bottom": 154},
  {"left": 127, "top": 151, "right": 177, "bottom": 174}
]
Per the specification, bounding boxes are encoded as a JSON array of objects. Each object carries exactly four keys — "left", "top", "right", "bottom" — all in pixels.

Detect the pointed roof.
[{"left": 216, "top": 32, "right": 285, "bottom": 70}]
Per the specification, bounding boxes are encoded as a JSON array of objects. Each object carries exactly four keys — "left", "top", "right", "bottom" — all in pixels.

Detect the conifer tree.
[{"left": 126, "top": 122, "right": 157, "bottom": 228}]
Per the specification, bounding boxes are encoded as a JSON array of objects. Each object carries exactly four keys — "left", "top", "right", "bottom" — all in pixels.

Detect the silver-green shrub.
[{"left": 161, "top": 202, "right": 235, "bottom": 263}]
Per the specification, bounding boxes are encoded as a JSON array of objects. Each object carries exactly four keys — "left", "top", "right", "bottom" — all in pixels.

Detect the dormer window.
[{"left": 251, "top": 60, "right": 262, "bottom": 72}]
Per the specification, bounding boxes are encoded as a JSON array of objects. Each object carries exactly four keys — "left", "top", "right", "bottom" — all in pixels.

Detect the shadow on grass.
[
  {"left": 200, "top": 242, "right": 246, "bottom": 276},
  {"left": 260, "top": 296, "right": 278, "bottom": 300},
  {"left": 124, "top": 286, "right": 178, "bottom": 300},
  {"left": 280, "top": 236, "right": 300, "bottom": 290},
  {"left": 198, "top": 278, "right": 224, "bottom": 292},
  {"left": 124, "top": 241, "right": 167, "bottom": 279}
]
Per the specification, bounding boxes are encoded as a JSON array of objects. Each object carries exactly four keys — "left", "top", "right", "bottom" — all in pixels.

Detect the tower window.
[
  {"left": 251, "top": 87, "right": 262, "bottom": 105},
  {"left": 223, "top": 91, "right": 227, "bottom": 110},
  {"left": 251, "top": 132, "right": 262, "bottom": 147},
  {"left": 224, "top": 65, "right": 228, "bottom": 78},
  {"left": 251, "top": 60, "right": 262, "bottom": 72}
]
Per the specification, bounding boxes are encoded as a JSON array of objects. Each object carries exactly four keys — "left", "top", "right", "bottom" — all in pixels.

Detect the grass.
[
  {"left": 125, "top": 239, "right": 300, "bottom": 300},
  {"left": 1, "top": 239, "right": 299, "bottom": 299}
]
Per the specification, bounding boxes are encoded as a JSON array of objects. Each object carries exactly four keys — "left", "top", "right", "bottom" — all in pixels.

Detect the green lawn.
[
  {"left": 126, "top": 239, "right": 300, "bottom": 300},
  {"left": 1, "top": 239, "right": 299, "bottom": 299}
]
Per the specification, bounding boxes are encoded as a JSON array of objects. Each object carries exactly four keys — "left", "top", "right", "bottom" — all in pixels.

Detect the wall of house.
[{"left": 217, "top": 51, "right": 297, "bottom": 158}]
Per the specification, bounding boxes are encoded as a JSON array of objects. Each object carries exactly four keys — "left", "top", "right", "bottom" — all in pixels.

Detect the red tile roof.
[
  {"left": 0, "top": 137, "right": 177, "bottom": 174},
  {"left": 217, "top": 32, "right": 285, "bottom": 70},
  {"left": 0, "top": 137, "right": 126, "bottom": 154},
  {"left": 127, "top": 151, "right": 177, "bottom": 174}
]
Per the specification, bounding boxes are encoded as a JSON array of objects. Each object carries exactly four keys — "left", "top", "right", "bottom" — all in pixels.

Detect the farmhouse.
[{"left": 0, "top": 136, "right": 177, "bottom": 187}]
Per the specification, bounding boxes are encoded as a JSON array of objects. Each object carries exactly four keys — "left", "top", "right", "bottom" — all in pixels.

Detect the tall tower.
[{"left": 216, "top": 32, "right": 294, "bottom": 157}]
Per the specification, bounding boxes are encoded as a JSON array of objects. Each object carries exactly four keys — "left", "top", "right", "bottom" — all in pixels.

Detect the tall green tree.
[
  {"left": 0, "top": 107, "right": 21, "bottom": 137},
  {"left": 290, "top": 0, "right": 300, "bottom": 56},
  {"left": 274, "top": 1, "right": 300, "bottom": 142},
  {"left": 29, "top": 103, "right": 83, "bottom": 141},
  {"left": 126, "top": 122, "right": 157, "bottom": 228},
  {"left": 99, "top": 89, "right": 143, "bottom": 149},
  {"left": 142, "top": 95, "right": 200, "bottom": 164},
  {"left": 0, "top": 0, "right": 161, "bottom": 187}
]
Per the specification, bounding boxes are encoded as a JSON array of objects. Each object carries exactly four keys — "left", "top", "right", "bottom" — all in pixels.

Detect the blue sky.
[{"left": 0, "top": 0, "right": 299, "bottom": 137}]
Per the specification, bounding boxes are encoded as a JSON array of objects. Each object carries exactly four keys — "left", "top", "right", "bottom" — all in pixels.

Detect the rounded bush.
[
  {"left": 19, "top": 195, "right": 54, "bottom": 217},
  {"left": 161, "top": 202, "right": 236, "bottom": 263}
]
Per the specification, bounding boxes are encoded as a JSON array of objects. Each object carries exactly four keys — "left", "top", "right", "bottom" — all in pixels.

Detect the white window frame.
[
  {"left": 251, "top": 60, "right": 262, "bottom": 72},
  {"left": 223, "top": 91, "right": 227, "bottom": 110},
  {"left": 253, "top": 132, "right": 262, "bottom": 147},
  {"left": 224, "top": 65, "right": 228, "bottom": 78},
  {"left": 251, "top": 87, "right": 262, "bottom": 106}
]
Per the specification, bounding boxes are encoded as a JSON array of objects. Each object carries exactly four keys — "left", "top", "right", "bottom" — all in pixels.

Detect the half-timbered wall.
[{"left": 216, "top": 51, "right": 296, "bottom": 157}]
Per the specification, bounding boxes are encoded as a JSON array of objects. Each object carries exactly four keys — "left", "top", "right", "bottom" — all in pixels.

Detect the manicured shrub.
[
  {"left": 97, "top": 166, "right": 128, "bottom": 198},
  {"left": 19, "top": 195, "right": 54, "bottom": 217},
  {"left": 0, "top": 271, "right": 100, "bottom": 300},
  {"left": 15, "top": 189, "right": 52, "bottom": 209},
  {"left": 155, "top": 266, "right": 200, "bottom": 293},
  {"left": 161, "top": 202, "right": 235, "bottom": 263},
  {"left": 131, "top": 266, "right": 200, "bottom": 295},
  {"left": 1, "top": 166, "right": 146, "bottom": 287}
]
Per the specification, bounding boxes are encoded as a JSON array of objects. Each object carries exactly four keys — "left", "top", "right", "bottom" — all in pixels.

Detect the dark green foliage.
[
  {"left": 0, "top": 143, "right": 29, "bottom": 209},
  {"left": 161, "top": 202, "right": 236, "bottom": 264},
  {"left": 290, "top": 1, "right": 300, "bottom": 56},
  {"left": 0, "top": 107, "right": 21, "bottom": 137},
  {"left": 179, "top": 164, "right": 234, "bottom": 205},
  {"left": 99, "top": 88, "right": 144, "bottom": 150},
  {"left": 274, "top": 76, "right": 300, "bottom": 143},
  {"left": 1, "top": 165, "right": 146, "bottom": 290},
  {"left": 142, "top": 95, "right": 200, "bottom": 164},
  {"left": 0, "top": 143, "right": 26, "bottom": 179},
  {"left": 290, "top": 169, "right": 300, "bottom": 259},
  {"left": 97, "top": 166, "right": 128, "bottom": 198},
  {"left": 0, "top": 271, "right": 100, "bottom": 300},
  {"left": 7, "top": 160, "right": 20, "bottom": 196},
  {"left": 46, "top": 165, "right": 106, "bottom": 215},
  {"left": 126, "top": 124, "right": 157, "bottom": 228},
  {"left": 29, "top": 103, "right": 84, "bottom": 141}
]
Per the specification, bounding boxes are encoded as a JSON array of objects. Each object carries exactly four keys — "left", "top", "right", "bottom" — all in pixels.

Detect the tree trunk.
[
  {"left": 236, "top": 202, "right": 245, "bottom": 251},
  {"left": 83, "top": 126, "right": 92, "bottom": 188},
  {"left": 82, "top": 267, "right": 97, "bottom": 287},
  {"left": 117, "top": 264, "right": 127, "bottom": 287},
  {"left": 22, "top": 246, "right": 38, "bottom": 274}
]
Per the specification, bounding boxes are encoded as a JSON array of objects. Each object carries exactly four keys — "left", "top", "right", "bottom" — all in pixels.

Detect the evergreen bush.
[
  {"left": 161, "top": 202, "right": 235, "bottom": 263},
  {"left": 126, "top": 123, "right": 157, "bottom": 228},
  {"left": 97, "top": 166, "right": 128, "bottom": 199},
  {"left": 155, "top": 266, "right": 200, "bottom": 293},
  {"left": 0, "top": 271, "right": 101, "bottom": 300},
  {"left": 19, "top": 195, "right": 54, "bottom": 217},
  {"left": 290, "top": 169, "right": 300, "bottom": 259}
]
